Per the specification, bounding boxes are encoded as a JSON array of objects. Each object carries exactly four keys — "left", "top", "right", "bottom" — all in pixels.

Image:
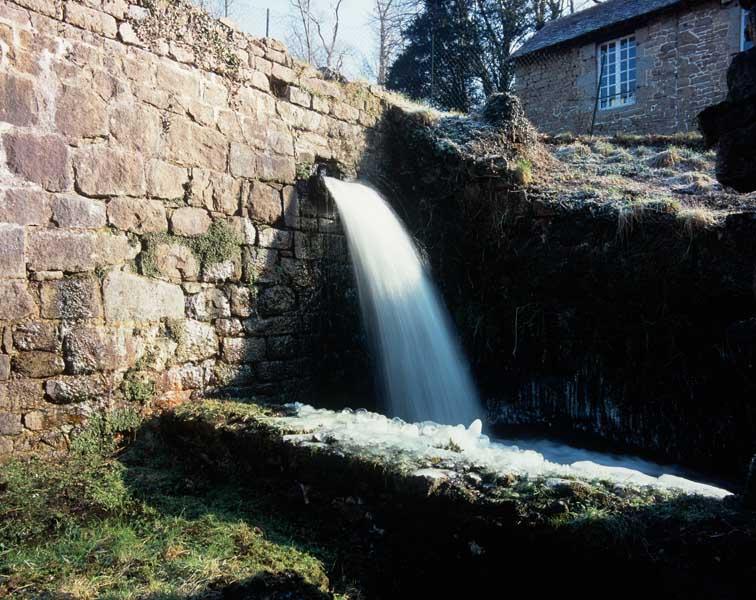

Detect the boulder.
[{"left": 698, "top": 48, "right": 756, "bottom": 192}]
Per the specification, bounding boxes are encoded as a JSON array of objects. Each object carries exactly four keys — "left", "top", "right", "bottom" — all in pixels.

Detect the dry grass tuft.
[
  {"left": 677, "top": 206, "right": 720, "bottom": 236},
  {"left": 646, "top": 147, "right": 682, "bottom": 169}
]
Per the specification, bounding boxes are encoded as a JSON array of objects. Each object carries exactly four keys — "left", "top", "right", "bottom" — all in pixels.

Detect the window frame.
[
  {"left": 742, "top": 9, "right": 753, "bottom": 52},
  {"left": 597, "top": 34, "right": 638, "bottom": 111}
]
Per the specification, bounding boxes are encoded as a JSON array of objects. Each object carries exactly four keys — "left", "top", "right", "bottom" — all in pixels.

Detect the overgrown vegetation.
[
  {"left": 140, "top": 220, "right": 242, "bottom": 279},
  {"left": 0, "top": 410, "right": 340, "bottom": 599}
]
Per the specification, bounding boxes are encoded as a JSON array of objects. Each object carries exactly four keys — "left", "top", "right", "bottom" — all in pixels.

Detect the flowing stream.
[
  {"left": 324, "top": 177, "right": 480, "bottom": 426},
  {"left": 324, "top": 176, "right": 731, "bottom": 497}
]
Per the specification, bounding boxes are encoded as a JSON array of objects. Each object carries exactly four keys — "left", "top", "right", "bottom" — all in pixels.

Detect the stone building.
[{"left": 513, "top": 0, "right": 753, "bottom": 135}]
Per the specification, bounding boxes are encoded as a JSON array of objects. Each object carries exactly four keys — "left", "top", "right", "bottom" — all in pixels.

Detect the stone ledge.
[{"left": 159, "top": 399, "right": 756, "bottom": 597}]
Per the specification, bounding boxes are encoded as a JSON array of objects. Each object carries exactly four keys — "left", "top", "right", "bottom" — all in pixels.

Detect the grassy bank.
[{"left": 0, "top": 410, "right": 344, "bottom": 599}]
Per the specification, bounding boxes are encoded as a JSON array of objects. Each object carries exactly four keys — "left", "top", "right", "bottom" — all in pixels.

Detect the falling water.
[{"left": 324, "top": 177, "right": 481, "bottom": 426}]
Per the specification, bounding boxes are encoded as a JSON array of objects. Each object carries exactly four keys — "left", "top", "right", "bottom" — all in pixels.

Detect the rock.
[
  {"left": 107, "top": 198, "right": 167, "bottom": 233},
  {"left": 40, "top": 277, "right": 103, "bottom": 319},
  {"left": 221, "top": 337, "right": 267, "bottom": 364},
  {"left": 258, "top": 227, "right": 292, "bottom": 249},
  {"left": 186, "top": 288, "right": 231, "bottom": 321},
  {"left": 267, "top": 335, "right": 298, "bottom": 359},
  {"left": 174, "top": 319, "right": 219, "bottom": 362},
  {"left": 73, "top": 146, "right": 145, "bottom": 197},
  {"left": 0, "top": 281, "right": 37, "bottom": 320},
  {"left": 230, "top": 143, "right": 257, "bottom": 178},
  {"left": 0, "top": 224, "right": 25, "bottom": 278},
  {"left": 3, "top": 132, "right": 70, "bottom": 192},
  {"left": 0, "top": 72, "right": 39, "bottom": 126},
  {"left": 103, "top": 271, "right": 185, "bottom": 322},
  {"left": 55, "top": 84, "right": 108, "bottom": 139},
  {"left": 0, "top": 412, "right": 22, "bottom": 436},
  {"left": 698, "top": 48, "right": 756, "bottom": 192},
  {"left": 147, "top": 159, "right": 188, "bottom": 199},
  {"left": 247, "top": 181, "right": 282, "bottom": 223},
  {"left": 0, "top": 189, "right": 52, "bottom": 225},
  {"left": 229, "top": 284, "right": 255, "bottom": 317},
  {"left": 62, "top": 326, "right": 135, "bottom": 374},
  {"left": 188, "top": 169, "right": 242, "bottom": 215},
  {"left": 13, "top": 322, "right": 58, "bottom": 352},
  {"left": 215, "top": 318, "right": 244, "bottom": 337},
  {"left": 45, "top": 374, "right": 117, "bottom": 404},
  {"left": 171, "top": 207, "right": 212, "bottom": 236},
  {"left": 23, "top": 411, "right": 45, "bottom": 431},
  {"left": 52, "top": 195, "right": 107, "bottom": 229},
  {"left": 12, "top": 351, "right": 65, "bottom": 378},
  {"left": 0, "top": 355, "right": 9, "bottom": 381},
  {"left": 27, "top": 230, "right": 96, "bottom": 272},
  {"left": 258, "top": 286, "right": 296, "bottom": 316},
  {"left": 152, "top": 243, "right": 199, "bottom": 281}
]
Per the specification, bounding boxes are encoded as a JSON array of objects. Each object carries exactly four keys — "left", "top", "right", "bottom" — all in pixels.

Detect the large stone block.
[
  {"left": 247, "top": 181, "right": 282, "bottom": 224},
  {"left": 13, "top": 321, "right": 58, "bottom": 352},
  {"left": 188, "top": 170, "right": 242, "bottom": 215},
  {"left": 12, "top": 351, "right": 65, "bottom": 378},
  {"left": 55, "top": 84, "right": 108, "bottom": 139},
  {"left": 107, "top": 198, "right": 167, "bottom": 233},
  {"left": 103, "top": 271, "right": 185, "bottom": 322},
  {"left": 151, "top": 243, "right": 199, "bottom": 282},
  {"left": 256, "top": 154, "right": 296, "bottom": 183},
  {"left": 258, "top": 285, "right": 297, "bottom": 316},
  {"left": 45, "top": 373, "right": 118, "bottom": 404},
  {"left": 229, "top": 142, "right": 257, "bottom": 178},
  {"left": 229, "top": 284, "right": 255, "bottom": 317},
  {"left": 0, "top": 189, "right": 52, "bottom": 226},
  {"left": 3, "top": 132, "right": 70, "bottom": 192},
  {"left": 257, "top": 227, "right": 292, "bottom": 250},
  {"left": 0, "top": 224, "right": 25, "bottom": 278},
  {"left": 63, "top": 326, "right": 135, "bottom": 374},
  {"left": 0, "top": 72, "right": 39, "bottom": 126},
  {"left": 0, "top": 355, "right": 9, "bottom": 381},
  {"left": 40, "top": 276, "right": 103, "bottom": 319},
  {"left": 0, "top": 412, "right": 22, "bottom": 436},
  {"left": 0, "top": 281, "right": 37, "bottom": 320},
  {"left": 147, "top": 159, "right": 188, "bottom": 199},
  {"left": 109, "top": 103, "right": 161, "bottom": 156},
  {"left": 171, "top": 207, "right": 211, "bottom": 236},
  {"left": 64, "top": 2, "right": 117, "bottom": 37},
  {"left": 73, "top": 146, "right": 146, "bottom": 197},
  {"left": 52, "top": 195, "right": 107, "bottom": 229},
  {"left": 186, "top": 288, "right": 231, "bottom": 321},
  {"left": 164, "top": 118, "right": 227, "bottom": 172},
  {"left": 221, "top": 337, "right": 266, "bottom": 364},
  {"left": 27, "top": 230, "right": 95, "bottom": 272},
  {"left": 243, "top": 247, "right": 281, "bottom": 284},
  {"left": 174, "top": 319, "right": 219, "bottom": 362}
]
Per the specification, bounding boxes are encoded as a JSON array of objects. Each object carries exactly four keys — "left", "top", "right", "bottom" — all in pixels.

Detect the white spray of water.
[{"left": 324, "top": 177, "right": 480, "bottom": 426}]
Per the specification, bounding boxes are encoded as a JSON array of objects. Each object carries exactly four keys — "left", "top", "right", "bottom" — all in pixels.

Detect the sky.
[{"left": 226, "top": 0, "right": 595, "bottom": 80}]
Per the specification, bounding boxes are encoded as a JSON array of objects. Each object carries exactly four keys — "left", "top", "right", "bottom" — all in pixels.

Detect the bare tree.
[
  {"left": 288, "top": 0, "right": 351, "bottom": 72},
  {"left": 194, "top": 0, "right": 237, "bottom": 19},
  {"left": 368, "top": 0, "right": 419, "bottom": 85}
]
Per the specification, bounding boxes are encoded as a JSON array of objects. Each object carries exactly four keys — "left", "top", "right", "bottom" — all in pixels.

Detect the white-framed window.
[
  {"left": 742, "top": 9, "right": 754, "bottom": 52},
  {"left": 598, "top": 35, "right": 637, "bottom": 110}
]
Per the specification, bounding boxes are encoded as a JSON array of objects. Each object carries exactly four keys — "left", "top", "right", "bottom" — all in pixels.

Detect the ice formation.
[{"left": 278, "top": 404, "right": 732, "bottom": 500}]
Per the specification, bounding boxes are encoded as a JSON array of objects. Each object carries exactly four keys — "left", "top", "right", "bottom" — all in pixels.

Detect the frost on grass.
[{"left": 276, "top": 404, "right": 731, "bottom": 500}]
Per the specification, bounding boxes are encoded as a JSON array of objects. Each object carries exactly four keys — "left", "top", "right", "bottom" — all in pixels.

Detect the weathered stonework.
[
  {"left": 514, "top": 1, "right": 744, "bottom": 135},
  {"left": 0, "top": 0, "right": 393, "bottom": 457}
]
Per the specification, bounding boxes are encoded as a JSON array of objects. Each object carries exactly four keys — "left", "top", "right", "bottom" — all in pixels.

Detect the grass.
[{"left": 0, "top": 410, "right": 338, "bottom": 599}]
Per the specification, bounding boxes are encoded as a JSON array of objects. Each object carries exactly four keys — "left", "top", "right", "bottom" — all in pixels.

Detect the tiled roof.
[{"left": 512, "top": 0, "right": 684, "bottom": 58}]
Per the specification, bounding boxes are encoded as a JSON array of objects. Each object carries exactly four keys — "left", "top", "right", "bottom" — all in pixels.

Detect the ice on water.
[{"left": 280, "top": 403, "right": 732, "bottom": 499}]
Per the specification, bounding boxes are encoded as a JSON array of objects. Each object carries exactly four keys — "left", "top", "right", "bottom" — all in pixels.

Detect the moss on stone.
[{"left": 139, "top": 220, "right": 242, "bottom": 279}]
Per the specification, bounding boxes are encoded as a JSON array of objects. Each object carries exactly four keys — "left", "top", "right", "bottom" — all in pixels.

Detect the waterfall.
[{"left": 324, "top": 177, "right": 481, "bottom": 426}]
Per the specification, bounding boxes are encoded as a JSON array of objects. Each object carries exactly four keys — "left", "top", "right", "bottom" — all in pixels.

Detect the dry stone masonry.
[{"left": 0, "top": 0, "right": 392, "bottom": 456}]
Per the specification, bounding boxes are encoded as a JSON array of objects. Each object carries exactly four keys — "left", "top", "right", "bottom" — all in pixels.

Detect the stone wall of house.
[
  {"left": 514, "top": 0, "right": 743, "bottom": 135},
  {"left": 0, "top": 0, "right": 391, "bottom": 457}
]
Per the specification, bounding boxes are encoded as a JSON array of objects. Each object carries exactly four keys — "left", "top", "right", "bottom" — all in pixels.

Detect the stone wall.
[
  {"left": 0, "top": 0, "right": 390, "bottom": 456},
  {"left": 514, "top": 0, "right": 743, "bottom": 135}
]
